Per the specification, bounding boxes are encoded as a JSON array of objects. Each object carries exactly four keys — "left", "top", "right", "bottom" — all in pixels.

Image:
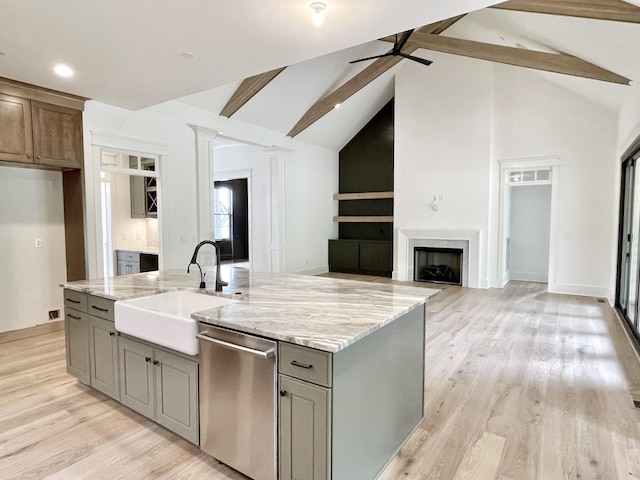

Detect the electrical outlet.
[
  {"left": 34, "top": 238, "right": 42, "bottom": 248},
  {"left": 179, "top": 235, "right": 186, "bottom": 244},
  {"left": 121, "top": 232, "right": 128, "bottom": 240}
]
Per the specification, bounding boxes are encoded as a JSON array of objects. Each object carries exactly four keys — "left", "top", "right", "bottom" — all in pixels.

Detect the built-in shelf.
[
  {"left": 333, "top": 216, "right": 394, "bottom": 223},
  {"left": 333, "top": 191, "right": 394, "bottom": 201}
]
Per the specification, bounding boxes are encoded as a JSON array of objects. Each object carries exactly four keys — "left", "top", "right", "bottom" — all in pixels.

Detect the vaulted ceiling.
[
  {"left": 180, "top": 0, "right": 640, "bottom": 149},
  {"left": 1, "top": 0, "right": 639, "bottom": 151}
]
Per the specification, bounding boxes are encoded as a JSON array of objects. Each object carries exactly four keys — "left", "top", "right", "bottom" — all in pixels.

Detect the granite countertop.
[{"left": 62, "top": 269, "right": 439, "bottom": 352}]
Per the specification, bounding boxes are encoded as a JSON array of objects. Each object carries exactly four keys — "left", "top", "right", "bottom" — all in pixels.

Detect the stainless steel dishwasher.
[{"left": 197, "top": 324, "right": 277, "bottom": 480}]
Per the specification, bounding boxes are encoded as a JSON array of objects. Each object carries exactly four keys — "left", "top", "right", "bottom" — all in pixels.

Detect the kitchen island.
[{"left": 62, "top": 268, "right": 439, "bottom": 480}]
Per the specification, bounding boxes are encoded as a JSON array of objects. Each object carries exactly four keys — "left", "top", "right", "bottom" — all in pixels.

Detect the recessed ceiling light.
[
  {"left": 310, "top": 2, "right": 326, "bottom": 26},
  {"left": 54, "top": 64, "right": 74, "bottom": 77},
  {"left": 180, "top": 51, "right": 196, "bottom": 60}
]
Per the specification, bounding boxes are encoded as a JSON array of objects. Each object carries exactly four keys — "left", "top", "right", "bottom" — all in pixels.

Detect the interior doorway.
[
  {"left": 99, "top": 150, "right": 161, "bottom": 277},
  {"left": 507, "top": 184, "right": 552, "bottom": 282},
  {"left": 214, "top": 179, "right": 249, "bottom": 263},
  {"left": 497, "top": 157, "right": 559, "bottom": 288}
]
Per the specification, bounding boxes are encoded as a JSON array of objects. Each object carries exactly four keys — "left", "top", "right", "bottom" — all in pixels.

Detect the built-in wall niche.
[{"left": 414, "top": 247, "right": 463, "bottom": 285}]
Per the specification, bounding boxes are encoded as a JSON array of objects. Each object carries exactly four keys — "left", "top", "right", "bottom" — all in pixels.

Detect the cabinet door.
[
  {"left": 119, "top": 336, "right": 155, "bottom": 418},
  {"left": 31, "top": 101, "right": 83, "bottom": 169},
  {"left": 0, "top": 94, "right": 33, "bottom": 164},
  {"left": 280, "top": 375, "right": 331, "bottom": 480},
  {"left": 129, "top": 262, "right": 140, "bottom": 274},
  {"left": 89, "top": 316, "right": 120, "bottom": 400},
  {"left": 130, "top": 175, "right": 146, "bottom": 218},
  {"left": 359, "top": 241, "right": 392, "bottom": 274},
  {"left": 65, "top": 309, "right": 90, "bottom": 385},
  {"left": 117, "top": 260, "right": 128, "bottom": 276},
  {"left": 328, "top": 239, "right": 359, "bottom": 273},
  {"left": 154, "top": 349, "right": 199, "bottom": 444}
]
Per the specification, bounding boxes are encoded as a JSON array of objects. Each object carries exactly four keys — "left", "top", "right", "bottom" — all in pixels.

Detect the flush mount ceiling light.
[
  {"left": 180, "top": 51, "right": 196, "bottom": 60},
  {"left": 54, "top": 64, "right": 74, "bottom": 77},
  {"left": 310, "top": 2, "right": 326, "bottom": 26}
]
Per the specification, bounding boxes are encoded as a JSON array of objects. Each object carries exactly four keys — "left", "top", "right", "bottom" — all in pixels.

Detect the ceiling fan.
[{"left": 349, "top": 29, "right": 433, "bottom": 67}]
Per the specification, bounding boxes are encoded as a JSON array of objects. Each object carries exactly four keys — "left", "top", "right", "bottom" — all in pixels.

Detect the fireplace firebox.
[{"left": 414, "top": 247, "right": 463, "bottom": 285}]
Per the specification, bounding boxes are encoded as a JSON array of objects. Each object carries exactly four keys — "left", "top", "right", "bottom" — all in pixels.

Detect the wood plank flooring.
[{"left": 1, "top": 278, "right": 640, "bottom": 479}]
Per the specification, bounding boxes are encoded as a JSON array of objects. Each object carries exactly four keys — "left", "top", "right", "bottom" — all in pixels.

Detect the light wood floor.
[{"left": 2, "top": 278, "right": 640, "bottom": 479}]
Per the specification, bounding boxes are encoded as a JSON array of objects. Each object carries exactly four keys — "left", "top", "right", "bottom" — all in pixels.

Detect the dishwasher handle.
[{"left": 196, "top": 332, "right": 276, "bottom": 359}]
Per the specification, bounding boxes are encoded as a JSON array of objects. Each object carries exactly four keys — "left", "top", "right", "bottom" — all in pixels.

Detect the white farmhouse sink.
[{"left": 114, "top": 290, "right": 237, "bottom": 355}]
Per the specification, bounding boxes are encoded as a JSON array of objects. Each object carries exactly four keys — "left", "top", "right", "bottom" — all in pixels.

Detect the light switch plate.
[{"left": 34, "top": 238, "right": 42, "bottom": 248}]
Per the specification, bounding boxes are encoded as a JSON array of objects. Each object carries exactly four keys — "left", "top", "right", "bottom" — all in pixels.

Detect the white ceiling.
[
  {"left": 1, "top": 1, "right": 638, "bottom": 151},
  {"left": 0, "top": 0, "right": 499, "bottom": 109},
  {"left": 182, "top": 5, "right": 640, "bottom": 149}
]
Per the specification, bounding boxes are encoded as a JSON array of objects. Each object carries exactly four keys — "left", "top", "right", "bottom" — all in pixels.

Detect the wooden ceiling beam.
[
  {"left": 220, "top": 67, "right": 286, "bottom": 118},
  {"left": 287, "top": 16, "right": 465, "bottom": 138},
  {"left": 490, "top": 0, "right": 640, "bottom": 23},
  {"left": 409, "top": 32, "right": 630, "bottom": 85}
]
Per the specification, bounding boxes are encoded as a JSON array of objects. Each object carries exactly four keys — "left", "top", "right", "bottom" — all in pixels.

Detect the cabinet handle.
[
  {"left": 109, "top": 332, "right": 115, "bottom": 336},
  {"left": 91, "top": 305, "right": 109, "bottom": 313},
  {"left": 67, "top": 313, "right": 82, "bottom": 320},
  {"left": 280, "top": 390, "right": 287, "bottom": 397},
  {"left": 36, "top": 155, "right": 41, "bottom": 160},
  {"left": 290, "top": 360, "right": 313, "bottom": 369},
  {"left": 145, "top": 357, "right": 151, "bottom": 362},
  {"left": 65, "top": 298, "right": 81, "bottom": 304},
  {"left": 153, "top": 360, "right": 159, "bottom": 365}
]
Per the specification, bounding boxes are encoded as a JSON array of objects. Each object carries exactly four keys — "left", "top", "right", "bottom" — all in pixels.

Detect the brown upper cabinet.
[
  {"left": 32, "top": 101, "right": 83, "bottom": 169},
  {"left": 0, "top": 77, "right": 87, "bottom": 170},
  {"left": 0, "top": 93, "right": 34, "bottom": 164}
]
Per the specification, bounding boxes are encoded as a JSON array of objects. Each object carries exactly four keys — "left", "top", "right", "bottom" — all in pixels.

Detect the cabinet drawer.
[
  {"left": 117, "top": 251, "right": 140, "bottom": 262},
  {"left": 279, "top": 343, "right": 332, "bottom": 388},
  {"left": 88, "top": 295, "right": 115, "bottom": 322},
  {"left": 64, "top": 289, "right": 87, "bottom": 312}
]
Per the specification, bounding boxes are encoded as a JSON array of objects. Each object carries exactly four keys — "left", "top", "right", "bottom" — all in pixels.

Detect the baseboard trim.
[
  {"left": 294, "top": 265, "right": 329, "bottom": 276},
  {"left": 509, "top": 271, "right": 548, "bottom": 283},
  {"left": 548, "top": 283, "right": 609, "bottom": 298}
]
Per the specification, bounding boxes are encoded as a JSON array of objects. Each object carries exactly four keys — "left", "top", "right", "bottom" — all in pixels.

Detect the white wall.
[
  {"left": 83, "top": 99, "right": 337, "bottom": 279},
  {"left": 0, "top": 167, "right": 67, "bottom": 333},
  {"left": 508, "top": 184, "right": 551, "bottom": 282},
  {"left": 395, "top": 55, "right": 618, "bottom": 296},
  {"left": 492, "top": 65, "right": 618, "bottom": 297},
  {"left": 285, "top": 147, "right": 338, "bottom": 274},
  {"left": 394, "top": 53, "right": 494, "bottom": 287}
]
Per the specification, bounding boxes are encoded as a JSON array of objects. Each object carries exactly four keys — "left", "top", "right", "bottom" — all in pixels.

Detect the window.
[{"left": 213, "top": 187, "right": 232, "bottom": 240}]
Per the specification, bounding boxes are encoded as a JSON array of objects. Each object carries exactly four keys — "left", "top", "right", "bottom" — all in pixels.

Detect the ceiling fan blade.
[
  {"left": 394, "top": 30, "right": 415, "bottom": 53},
  {"left": 397, "top": 52, "right": 433, "bottom": 67},
  {"left": 349, "top": 52, "right": 393, "bottom": 64}
]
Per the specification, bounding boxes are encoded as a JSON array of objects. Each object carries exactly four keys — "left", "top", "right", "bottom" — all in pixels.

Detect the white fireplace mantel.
[{"left": 396, "top": 229, "right": 480, "bottom": 288}]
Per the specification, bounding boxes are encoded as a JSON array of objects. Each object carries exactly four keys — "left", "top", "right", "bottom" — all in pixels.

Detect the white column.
[
  {"left": 189, "top": 125, "right": 219, "bottom": 241},
  {"left": 263, "top": 147, "right": 291, "bottom": 273}
]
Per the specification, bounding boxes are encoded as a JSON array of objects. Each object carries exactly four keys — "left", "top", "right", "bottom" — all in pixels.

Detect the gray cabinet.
[
  {"left": 119, "top": 336, "right": 199, "bottom": 444},
  {"left": 116, "top": 250, "right": 158, "bottom": 276},
  {"left": 64, "top": 289, "right": 118, "bottom": 400},
  {"left": 65, "top": 308, "right": 90, "bottom": 385},
  {"left": 89, "top": 316, "right": 120, "bottom": 400},
  {"left": 278, "top": 305, "right": 425, "bottom": 480},
  {"left": 129, "top": 157, "right": 157, "bottom": 218},
  {"left": 279, "top": 375, "right": 331, "bottom": 480},
  {"left": 117, "top": 251, "right": 140, "bottom": 276}
]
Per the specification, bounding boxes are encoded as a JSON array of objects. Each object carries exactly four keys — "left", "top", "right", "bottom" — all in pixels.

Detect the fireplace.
[{"left": 414, "top": 247, "right": 463, "bottom": 285}]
